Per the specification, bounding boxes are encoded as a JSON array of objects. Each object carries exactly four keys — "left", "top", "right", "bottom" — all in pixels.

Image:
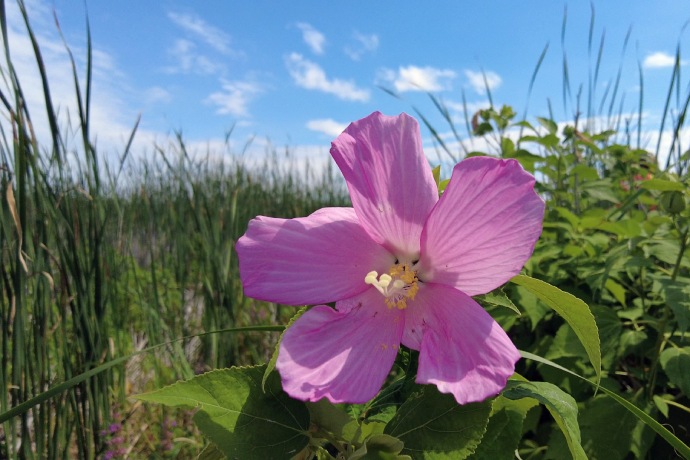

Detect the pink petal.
[
  {"left": 419, "top": 156, "right": 544, "bottom": 296},
  {"left": 405, "top": 283, "right": 520, "bottom": 404},
  {"left": 276, "top": 290, "right": 404, "bottom": 403},
  {"left": 237, "top": 207, "right": 393, "bottom": 305},
  {"left": 330, "top": 112, "right": 438, "bottom": 260}
]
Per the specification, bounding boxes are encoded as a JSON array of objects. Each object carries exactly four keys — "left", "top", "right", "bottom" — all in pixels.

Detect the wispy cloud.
[
  {"left": 345, "top": 32, "right": 379, "bottom": 61},
  {"left": 306, "top": 118, "right": 348, "bottom": 137},
  {"left": 285, "top": 53, "right": 370, "bottom": 102},
  {"left": 464, "top": 69, "right": 502, "bottom": 95},
  {"left": 165, "top": 39, "right": 222, "bottom": 75},
  {"left": 145, "top": 86, "right": 172, "bottom": 104},
  {"left": 444, "top": 99, "right": 492, "bottom": 116},
  {"left": 379, "top": 65, "right": 456, "bottom": 92},
  {"left": 296, "top": 22, "right": 326, "bottom": 55},
  {"left": 0, "top": 0, "right": 155, "bottom": 161},
  {"left": 643, "top": 51, "right": 685, "bottom": 69},
  {"left": 205, "top": 79, "right": 263, "bottom": 117},
  {"left": 168, "top": 11, "right": 234, "bottom": 55}
]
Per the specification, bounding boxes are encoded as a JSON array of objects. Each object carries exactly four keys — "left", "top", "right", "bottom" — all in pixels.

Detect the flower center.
[{"left": 365, "top": 262, "right": 419, "bottom": 310}]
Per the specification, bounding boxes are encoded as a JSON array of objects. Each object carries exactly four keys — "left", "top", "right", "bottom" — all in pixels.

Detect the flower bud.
[{"left": 660, "top": 191, "right": 686, "bottom": 214}]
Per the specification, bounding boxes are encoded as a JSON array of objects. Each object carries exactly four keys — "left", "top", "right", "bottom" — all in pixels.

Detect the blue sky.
[{"left": 3, "top": 0, "right": 689, "bottom": 167}]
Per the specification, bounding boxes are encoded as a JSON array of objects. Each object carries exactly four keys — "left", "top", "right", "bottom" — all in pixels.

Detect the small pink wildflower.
[{"left": 237, "top": 112, "right": 545, "bottom": 405}]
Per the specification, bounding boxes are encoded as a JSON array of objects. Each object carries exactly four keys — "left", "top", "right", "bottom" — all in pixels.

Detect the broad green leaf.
[
  {"left": 660, "top": 347, "right": 690, "bottom": 396},
  {"left": 350, "top": 434, "right": 411, "bottom": 460},
  {"left": 513, "top": 285, "right": 551, "bottom": 330},
  {"left": 520, "top": 350, "right": 690, "bottom": 459},
  {"left": 591, "top": 306, "right": 623, "bottom": 371},
  {"left": 502, "top": 380, "right": 586, "bottom": 460},
  {"left": 306, "top": 399, "right": 354, "bottom": 439},
  {"left": 384, "top": 386, "right": 492, "bottom": 459},
  {"left": 511, "top": 275, "right": 601, "bottom": 383},
  {"left": 471, "top": 396, "right": 538, "bottom": 460},
  {"left": 579, "top": 394, "right": 639, "bottom": 460},
  {"left": 197, "top": 442, "right": 225, "bottom": 460},
  {"left": 545, "top": 324, "right": 587, "bottom": 360},
  {"left": 661, "top": 279, "right": 690, "bottom": 332},
  {"left": 653, "top": 395, "right": 670, "bottom": 418},
  {"left": 604, "top": 279, "right": 627, "bottom": 308},
  {"left": 135, "top": 366, "right": 310, "bottom": 459},
  {"left": 580, "top": 180, "right": 620, "bottom": 204},
  {"left": 343, "top": 420, "right": 387, "bottom": 447},
  {"left": 596, "top": 219, "right": 641, "bottom": 238},
  {"left": 536, "top": 116, "right": 558, "bottom": 134},
  {"left": 640, "top": 178, "right": 685, "bottom": 191}
]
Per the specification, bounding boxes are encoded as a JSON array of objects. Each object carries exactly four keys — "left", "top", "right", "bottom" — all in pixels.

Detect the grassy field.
[{"left": 2, "top": 2, "right": 690, "bottom": 459}]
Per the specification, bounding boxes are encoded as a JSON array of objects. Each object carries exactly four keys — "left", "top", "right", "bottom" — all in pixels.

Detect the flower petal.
[
  {"left": 276, "top": 290, "right": 404, "bottom": 403},
  {"left": 330, "top": 112, "right": 438, "bottom": 260},
  {"left": 237, "top": 207, "right": 393, "bottom": 305},
  {"left": 405, "top": 283, "right": 520, "bottom": 404},
  {"left": 419, "top": 156, "right": 544, "bottom": 296}
]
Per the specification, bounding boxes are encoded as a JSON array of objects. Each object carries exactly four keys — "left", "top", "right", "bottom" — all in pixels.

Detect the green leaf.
[
  {"left": 502, "top": 381, "right": 586, "bottom": 460},
  {"left": 197, "top": 443, "right": 225, "bottom": 460},
  {"left": 350, "top": 434, "right": 411, "bottom": 460},
  {"left": 661, "top": 279, "right": 690, "bottom": 332},
  {"left": 306, "top": 399, "right": 354, "bottom": 440},
  {"left": 660, "top": 347, "right": 690, "bottom": 396},
  {"left": 604, "top": 279, "right": 627, "bottom": 308},
  {"left": 520, "top": 351, "right": 690, "bottom": 459},
  {"left": 579, "top": 394, "right": 639, "bottom": 460},
  {"left": 640, "top": 178, "right": 685, "bottom": 191},
  {"left": 591, "top": 306, "right": 623, "bottom": 371},
  {"left": 536, "top": 116, "right": 558, "bottom": 134},
  {"left": 384, "top": 386, "right": 492, "bottom": 459},
  {"left": 471, "top": 396, "right": 538, "bottom": 460},
  {"left": 135, "top": 365, "right": 310, "bottom": 459},
  {"left": 511, "top": 275, "right": 601, "bottom": 383},
  {"left": 513, "top": 284, "right": 551, "bottom": 330},
  {"left": 474, "top": 288, "right": 521, "bottom": 316},
  {"left": 343, "top": 419, "right": 388, "bottom": 447}
]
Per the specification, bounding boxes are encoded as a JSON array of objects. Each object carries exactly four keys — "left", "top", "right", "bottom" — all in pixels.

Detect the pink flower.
[{"left": 236, "top": 112, "right": 545, "bottom": 405}]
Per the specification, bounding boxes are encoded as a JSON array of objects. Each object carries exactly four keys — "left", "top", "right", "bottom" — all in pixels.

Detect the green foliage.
[
  {"left": 136, "top": 365, "right": 311, "bottom": 458},
  {"left": 504, "top": 381, "right": 587, "bottom": 460},
  {"left": 511, "top": 274, "right": 601, "bottom": 383},
  {"left": 384, "top": 387, "right": 492, "bottom": 459}
]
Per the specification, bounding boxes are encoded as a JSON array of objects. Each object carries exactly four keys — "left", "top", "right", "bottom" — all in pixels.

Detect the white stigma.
[{"left": 365, "top": 271, "right": 405, "bottom": 297}]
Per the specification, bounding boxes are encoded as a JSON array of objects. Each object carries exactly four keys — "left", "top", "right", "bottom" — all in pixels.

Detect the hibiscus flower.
[{"left": 236, "top": 111, "right": 544, "bottom": 405}]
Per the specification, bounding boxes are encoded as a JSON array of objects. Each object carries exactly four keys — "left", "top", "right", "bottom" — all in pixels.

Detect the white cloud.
[
  {"left": 379, "top": 65, "right": 456, "bottom": 92},
  {"left": 145, "top": 87, "right": 172, "bottom": 104},
  {"left": 165, "top": 39, "right": 222, "bottom": 75},
  {"left": 345, "top": 32, "right": 379, "bottom": 61},
  {"left": 205, "top": 79, "right": 263, "bottom": 117},
  {"left": 285, "top": 53, "right": 370, "bottom": 102},
  {"left": 464, "top": 69, "right": 502, "bottom": 95},
  {"left": 306, "top": 118, "right": 347, "bottom": 137},
  {"left": 0, "top": 1, "right": 154, "bottom": 162},
  {"left": 443, "top": 100, "right": 493, "bottom": 119},
  {"left": 296, "top": 23, "right": 326, "bottom": 55},
  {"left": 168, "top": 11, "right": 234, "bottom": 55},
  {"left": 643, "top": 51, "right": 685, "bottom": 69}
]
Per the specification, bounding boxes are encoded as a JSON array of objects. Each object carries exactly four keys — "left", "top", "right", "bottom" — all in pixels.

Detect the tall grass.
[{"left": 0, "top": 2, "right": 348, "bottom": 457}]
